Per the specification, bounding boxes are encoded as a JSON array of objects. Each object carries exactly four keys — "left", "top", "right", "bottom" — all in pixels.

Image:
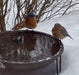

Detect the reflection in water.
[
  {"left": 0, "top": 31, "right": 61, "bottom": 62},
  {"left": 51, "top": 41, "right": 60, "bottom": 56}
]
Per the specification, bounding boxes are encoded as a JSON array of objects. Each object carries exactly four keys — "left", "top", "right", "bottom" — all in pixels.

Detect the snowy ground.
[{"left": 34, "top": 11, "right": 79, "bottom": 75}]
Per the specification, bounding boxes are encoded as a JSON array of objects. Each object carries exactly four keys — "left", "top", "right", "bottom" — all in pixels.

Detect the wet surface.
[{"left": 0, "top": 30, "right": 63, "bottom": 70}]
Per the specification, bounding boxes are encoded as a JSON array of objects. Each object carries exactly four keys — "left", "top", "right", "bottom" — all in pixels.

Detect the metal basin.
[{"left": 0, "top": 30, "right": 63, "bottom": 71}]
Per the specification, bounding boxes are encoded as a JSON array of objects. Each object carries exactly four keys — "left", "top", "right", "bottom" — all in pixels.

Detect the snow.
[{"left": 34, "top": 11, "right": 79, "bottom": 75}]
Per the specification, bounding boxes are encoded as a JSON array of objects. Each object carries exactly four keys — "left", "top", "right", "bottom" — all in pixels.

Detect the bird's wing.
[
  {"left": 60, "top": 26, "right": 73, "bottom": 40},
  {"left": 60, "top": 27, "right": 69, "bottom": 36}
]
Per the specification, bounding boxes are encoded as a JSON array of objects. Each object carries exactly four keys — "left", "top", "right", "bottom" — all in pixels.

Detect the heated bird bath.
[{"left": 0, "top": 30, "right": 63, "bottom": 75}]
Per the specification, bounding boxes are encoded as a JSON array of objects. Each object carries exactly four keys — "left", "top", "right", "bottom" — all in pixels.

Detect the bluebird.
[
  {"left": 12, "top": 13, "right": 37, "bottom": 30},
  {"left": 52, "top": 23, "right": 73, "bottom": 40}
]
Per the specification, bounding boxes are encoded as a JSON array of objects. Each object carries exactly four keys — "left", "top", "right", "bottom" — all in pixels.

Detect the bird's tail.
[
  {"left": 68, "top": 35, "right": 73, "bottom": 40},
  {"left": 12, "top": 21, "right": 24, "bottom": 30}
]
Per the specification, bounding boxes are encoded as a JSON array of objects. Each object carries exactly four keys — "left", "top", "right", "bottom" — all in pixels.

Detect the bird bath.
[{"left": 0, "top": 30, "right": 63, "bottom": 74}]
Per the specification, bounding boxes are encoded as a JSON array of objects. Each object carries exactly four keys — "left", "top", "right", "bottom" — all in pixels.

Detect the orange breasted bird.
[
  {"left": 12, "top": 13, "right": 37, "bottom": 30},
  {"left": 52, "top": 23, "right": 73, "bottom": 40}
]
